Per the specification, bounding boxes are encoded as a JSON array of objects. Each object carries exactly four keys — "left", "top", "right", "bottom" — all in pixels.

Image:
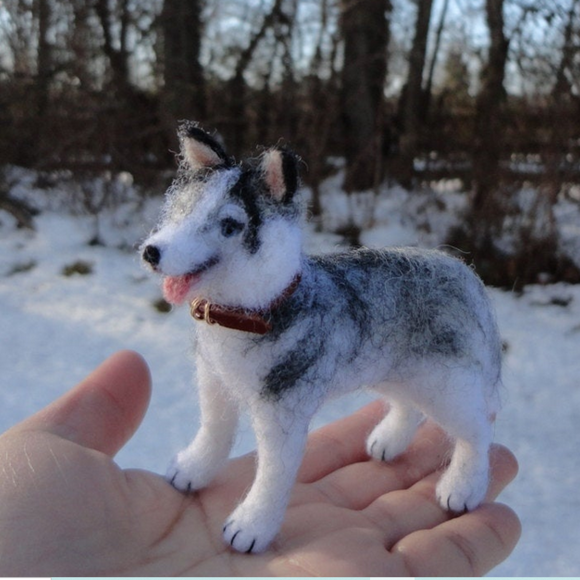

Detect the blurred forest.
[{"left": 1, "top": 0, "right": 580, "bottom": 286}]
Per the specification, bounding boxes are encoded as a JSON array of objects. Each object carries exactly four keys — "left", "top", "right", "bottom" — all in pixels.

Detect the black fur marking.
[
  {"left": 279, "top": 147, "right": 299, "bottom": 203},
  {"left": 311, "top": 255, "right": 372, "bottom": 344},
  {"left": 381, "top": 252, "right": 468, "bottom": 358},
  {"left": 262, "top": 333, "right": 323, "bottom": 401},
  {"left": 246, "top": 539, "right": 256, "bottom": 553},
  {"left": 318, "top": 249, "right": 467, "bottom": 359},
  {"left": 260, "top": 261, "right": 371, "bottom": 400},
  {"left": 228, "top": 171, "right": 263, "bottom": 254},
  {"left": 259, "top": 248, "right": 475, "bottom": 401},
  {"left": 177, "top": 121, "right": 231, "bottom": 165},
  {"left": 230, "top": 530, "right": 240, "bottom": 546},
  {"left": 262, "top": 283, "right": 310, "bottom": 340}
]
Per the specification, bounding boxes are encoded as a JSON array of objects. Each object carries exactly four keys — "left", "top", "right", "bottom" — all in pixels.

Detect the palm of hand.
[{"left": 0, "top": 352, "right": 519, "bottom": 576}]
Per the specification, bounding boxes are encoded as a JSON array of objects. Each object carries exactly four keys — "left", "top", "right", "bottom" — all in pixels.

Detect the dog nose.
[{"left": 143, "top": 245, "right": 161, "bottom": 267}]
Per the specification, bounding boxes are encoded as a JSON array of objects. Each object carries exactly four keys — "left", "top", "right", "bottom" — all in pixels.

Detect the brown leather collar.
[{"left": 189, "top": 274, "right": 302, "bottom": 335}]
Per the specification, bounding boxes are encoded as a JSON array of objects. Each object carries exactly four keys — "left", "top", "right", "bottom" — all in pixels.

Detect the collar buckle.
[
  {"left": 189, "top": 273, "right": 301, "bottom": 334},
  {"left": 190, "top": 298, "right": 216, "bottom": 325}
]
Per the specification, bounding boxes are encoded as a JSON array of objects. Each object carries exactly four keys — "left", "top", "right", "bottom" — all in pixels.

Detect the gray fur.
[
  {"left": 142, "top": 126, "right": 503, "bottom": 554},
  {"left": 257, "top": 247, "right": 501, "bottom": 401}
]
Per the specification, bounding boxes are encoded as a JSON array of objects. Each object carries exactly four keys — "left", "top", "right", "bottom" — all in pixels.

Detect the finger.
[
  {"left": 297, "top": 401, "right": 387, "bottom": 483},
  {"left": 391, "top": 502, "right": 522, "bottom": 576},
  {"left": 488, "top": 444, "right": 519, "bottom": 500},
  {"left": 14, "top": 350, "right": 151, "bottom": 457},
  {"left": 303, "top": 420, "right": 450, "bottom": 508},
  {"left": 363, "top": 444, "right": 519, "bottom": 547}
]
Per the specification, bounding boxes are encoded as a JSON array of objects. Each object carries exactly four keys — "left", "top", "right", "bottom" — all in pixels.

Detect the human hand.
[{"left": 0, "top": 351, "right": 520, "bottom": 576}]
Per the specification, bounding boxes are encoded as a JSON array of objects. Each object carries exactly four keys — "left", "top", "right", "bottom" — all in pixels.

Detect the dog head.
[{"left": 142, "top": 122, "right": 304, "bottom": 308}]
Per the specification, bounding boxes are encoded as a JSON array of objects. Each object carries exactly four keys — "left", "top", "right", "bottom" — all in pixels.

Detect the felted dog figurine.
[{"left": 142, "top": 122, "right": 502, "bottom": 554}]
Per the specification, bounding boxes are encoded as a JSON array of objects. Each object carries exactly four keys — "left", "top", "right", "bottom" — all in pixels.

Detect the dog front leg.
[
  {"left": 166, "top": 365, "right": 238, "bottom": 492},
  {"left": 223, "top": 405, "right": 309, "bottom": 553}
]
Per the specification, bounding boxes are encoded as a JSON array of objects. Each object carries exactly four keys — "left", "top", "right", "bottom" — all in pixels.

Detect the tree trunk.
[
  {"left": 161, "top": 0, "right": 206, "bottom": 123},
  {"left": 95, "top": 0, "right": 132, "bottom": 94},
  {"left": 35, "top": 0, "right": 51, "bottom": 117},
  {"left": 447, "top": 0, "right": 511, "bottom": 285},
  {"left": 533, "top": 0, "right": 580, "bottom": 281},
  {"left": 300, "top": 0, "right": 341, "bottom": 220},
  {"left": 227, "top": 0, "right": 285, "bottom": 155},
  {"left": 32, "top": 0, "right": 51, "bottom": 162},
  {"left": 553, "top": 0, "right": 578, "bottom": 100},
  {"left": 424, "top": 0, "right": 450, "bottom": 116},
  {"left": 397, "top": 0, "right": 434, "bottom": 187},
  {"left": 70, "top": 0, "right": 94, "bottom": 90},
  {"left": 340, "top": 0, "right": 391, "bottom": 194},
  {"left": 470, "top": 0, "right": 509, "bottom": 241}
]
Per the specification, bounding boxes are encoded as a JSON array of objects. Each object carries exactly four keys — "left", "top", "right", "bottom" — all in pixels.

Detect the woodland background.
[
  {"left": 1, "top": 0, "right": 580, "bottom": 288},
  {"left": 2, "top": 3, "right": 580, "bottom": 574}
]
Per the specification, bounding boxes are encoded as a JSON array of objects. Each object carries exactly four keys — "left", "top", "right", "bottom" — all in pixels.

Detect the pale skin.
[{"left": 0, "top": 350, "right": 520, "bottom": 576}]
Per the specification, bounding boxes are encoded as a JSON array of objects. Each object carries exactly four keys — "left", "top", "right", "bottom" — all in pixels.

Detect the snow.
[{"left": 1, "top": 169, "right": 580, "bottom": 576}]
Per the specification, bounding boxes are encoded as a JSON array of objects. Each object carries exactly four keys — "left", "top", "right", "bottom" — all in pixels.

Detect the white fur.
[
  {"left": 143, "top": 130, "right": 503, "bottom": 554},
  {"left": 212, "top": 217, "right": 302, "bottom": 308}
]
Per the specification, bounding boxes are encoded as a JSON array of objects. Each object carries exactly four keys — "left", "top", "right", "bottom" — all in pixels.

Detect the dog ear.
[
  {"left": 178, "top": 122, "right": 229, "bottom": 171},
  {"left": 259, "top": 147, "right": 300, "bottom": 203}
]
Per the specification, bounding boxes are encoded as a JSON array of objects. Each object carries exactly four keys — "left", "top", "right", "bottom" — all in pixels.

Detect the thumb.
[{"left": 14, "top": 350, "right": 152, "bottom": 457}]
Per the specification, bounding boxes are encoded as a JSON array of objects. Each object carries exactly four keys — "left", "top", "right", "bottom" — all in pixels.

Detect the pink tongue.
[{"left": 163, "top": 274, "right": 196, "bottom": 305}]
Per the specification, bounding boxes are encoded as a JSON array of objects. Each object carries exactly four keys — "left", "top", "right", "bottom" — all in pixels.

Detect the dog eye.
[{"left": 220, "top": 217, "right": 244, "bottom": 238}]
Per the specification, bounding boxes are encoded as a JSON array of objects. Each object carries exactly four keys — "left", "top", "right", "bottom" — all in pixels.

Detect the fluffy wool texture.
[{"left": 141, "top": 123, "right": 503, "bottom": 554}]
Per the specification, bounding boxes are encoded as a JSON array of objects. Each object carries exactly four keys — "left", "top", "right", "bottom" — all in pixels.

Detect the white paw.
[
  {"left": 367, "top": 436, "right": 404, "bottom": 462},
  {"left": 165, "top": 449, "right": 215, "bottom": 493},
  {"left": 366, "top": 424, "right": 412, "bottom": 462},
  {"left": 165, "top": 456, "right": 195, "bottom": 492},
  {"left": 222, "top": 503, "right": 281, "bottom": 554},
  {"left": 366, "top": 408, "right": 422, "bottom": 463},
  {"left": 436, "top": 468, "right": 488, "bottom": 512}
]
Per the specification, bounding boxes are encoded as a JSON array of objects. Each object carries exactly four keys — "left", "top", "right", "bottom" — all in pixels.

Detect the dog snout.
[{"left": 143, "top": 244, "right": 161, "bottom": 267}]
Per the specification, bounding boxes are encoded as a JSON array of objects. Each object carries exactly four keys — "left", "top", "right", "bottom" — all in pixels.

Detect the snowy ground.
[{"left": 1, "top": 169, "right": 579, "bottom": 576}]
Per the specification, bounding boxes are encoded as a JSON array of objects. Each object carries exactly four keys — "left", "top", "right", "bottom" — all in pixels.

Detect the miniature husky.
[{"left": 142, "top": 122, "right": 502, "bottom": 554}]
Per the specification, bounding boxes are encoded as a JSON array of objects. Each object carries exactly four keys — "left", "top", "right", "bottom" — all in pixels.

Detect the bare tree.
[
  {"left": 35, "top": 0, "right": 51, "bottom": 119},
  {"left": 553, "top": 0, "right": 579, "bottom": 100},
  {"left": 397, "top": 0, "right": 434, "bottom": 187},
  {"left": 530, "top": 0, "right": 580, "bottom": 283},
  {"left": 340, "top": 0, "right": 391, "bottom": 194},
  {"left": 226, "top": 0, "right": 286, "bottom": 155},
  {"left": 69, "top": 0, "right": 99, "bottom": 90},
  {"left": 94, "top": 0, "right": 133, "bottom": 95},
  {"left": 424, "top": 0, "right": 450, "bottom": 115},
  {"left": 298, "top": 0, "right": 342, "bottom": 218},
  {"left": 446, "top": 0, "right": 511, "bottom": 284},
  {"left": 470, "top": 0, "right": 509, "bottom": 234},
  {"left": 160, "top": 0, "right": 206, "bottom": 124}
]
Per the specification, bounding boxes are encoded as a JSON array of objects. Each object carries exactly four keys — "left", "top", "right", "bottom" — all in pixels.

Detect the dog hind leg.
[
  {"left": 435, "top": 425, "right": 492, "bottom": 512},
  {"left": 422, "top": 374, "right": 493, "bottom": 512},
  {"left": 366, "top": 399, "right": 424, "bottom": 462}
]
